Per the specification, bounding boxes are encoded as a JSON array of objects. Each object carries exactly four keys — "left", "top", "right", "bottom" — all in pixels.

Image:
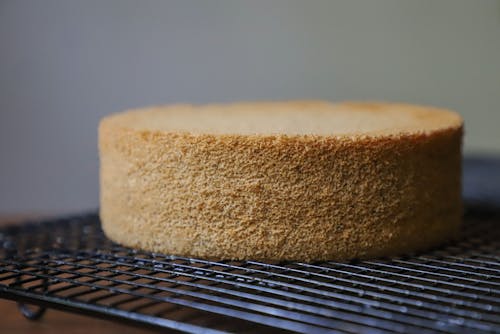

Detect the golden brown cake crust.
[{"left": 99, "top": 101, "right": 463, "bottom": 261}]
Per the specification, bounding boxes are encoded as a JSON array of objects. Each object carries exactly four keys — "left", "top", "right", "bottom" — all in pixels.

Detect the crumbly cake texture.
[{"left": 99, "top": 101, "right": 463, "bottom": 261}]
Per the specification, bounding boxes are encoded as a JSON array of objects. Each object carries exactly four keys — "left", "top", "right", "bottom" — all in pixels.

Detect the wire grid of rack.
[{"left": 0, "top": 205, "right": 499, "bottom": 334}]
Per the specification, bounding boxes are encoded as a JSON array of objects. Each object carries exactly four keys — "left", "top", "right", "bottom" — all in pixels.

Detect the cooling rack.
[{"left": 0, "top": 204, "right": 499, "bottom": 334}]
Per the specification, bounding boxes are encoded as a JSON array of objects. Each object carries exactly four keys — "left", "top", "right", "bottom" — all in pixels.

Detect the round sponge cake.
[{"left": 99, "top": 101, "right": 463, "bottom": 261}]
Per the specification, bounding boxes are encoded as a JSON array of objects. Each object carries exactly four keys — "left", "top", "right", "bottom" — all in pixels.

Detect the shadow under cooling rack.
[{"left": 0, "top": 205, "right": 499, "bottom": 334}]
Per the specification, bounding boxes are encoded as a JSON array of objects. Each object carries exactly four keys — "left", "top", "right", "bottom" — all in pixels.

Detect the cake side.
[{"left": 99, "top": 103, "right": 462, "bottom": 261}]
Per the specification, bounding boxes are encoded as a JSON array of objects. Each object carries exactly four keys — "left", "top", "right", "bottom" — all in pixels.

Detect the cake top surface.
[{"left": 104, "top": 101, "right": 462, "bottom": 136}]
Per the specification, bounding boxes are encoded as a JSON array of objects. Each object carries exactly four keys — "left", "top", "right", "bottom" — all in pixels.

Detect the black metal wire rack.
[{"left": 0, "top": 204, "right": 499, "bottom": 334}]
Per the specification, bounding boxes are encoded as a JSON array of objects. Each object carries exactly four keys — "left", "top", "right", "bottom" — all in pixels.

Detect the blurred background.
[{"left": 0, "top": 0, "right": 499, "bottom": 213}]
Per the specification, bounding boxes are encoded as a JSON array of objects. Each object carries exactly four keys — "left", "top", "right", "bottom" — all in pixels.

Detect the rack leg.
[
  {"left": 17, "top": 302, "right": 47, "bottom": 320},
  {"left": 14, "top": 258, "right": 49, "bottom": 321}
]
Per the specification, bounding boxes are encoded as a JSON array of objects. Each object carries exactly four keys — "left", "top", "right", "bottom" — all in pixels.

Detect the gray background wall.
[{"left": 1, "top": 0, "right": 499, "bottom": 213}]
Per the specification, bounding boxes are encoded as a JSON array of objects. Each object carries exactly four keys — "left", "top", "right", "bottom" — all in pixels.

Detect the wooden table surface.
[{"left": 0, "top": 215, "right": 158, "bottom": 334}]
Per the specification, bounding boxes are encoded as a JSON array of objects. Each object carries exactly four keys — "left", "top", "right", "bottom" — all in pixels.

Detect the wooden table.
[
  {"left": 0, "top": 215, "right": 158, "bottom": 334},
  {"left": 0, "top": 299, "right": 159, "bottom": 334}
]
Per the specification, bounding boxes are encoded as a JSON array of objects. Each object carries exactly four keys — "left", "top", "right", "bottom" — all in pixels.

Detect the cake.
[{"left": 99, "top": 101, "right": 463, "bottom": 261}]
